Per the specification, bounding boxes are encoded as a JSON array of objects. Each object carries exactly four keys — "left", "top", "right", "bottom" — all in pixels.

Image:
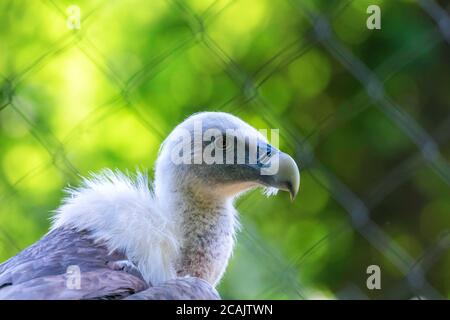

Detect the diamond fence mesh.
[{"left": 0, "top": 0, "right": 449, "bottom": 299}]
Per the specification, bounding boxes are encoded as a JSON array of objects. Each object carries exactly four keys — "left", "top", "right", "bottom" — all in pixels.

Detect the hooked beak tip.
[
  {"left": 288, "top": 182, "right": 298, "bottom": 201},
  {"left": 290, "top": 190, "right": 296, "bottom": 202}
]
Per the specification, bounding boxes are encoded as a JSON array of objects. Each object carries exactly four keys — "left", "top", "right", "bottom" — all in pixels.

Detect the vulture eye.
[{"left": 214, "top": 135, "right": 230, "bottom": 151}]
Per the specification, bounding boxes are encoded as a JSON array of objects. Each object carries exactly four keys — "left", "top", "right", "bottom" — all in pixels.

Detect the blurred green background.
[{"left": 0, "top": 0, "right": 449, "bottom": 299}]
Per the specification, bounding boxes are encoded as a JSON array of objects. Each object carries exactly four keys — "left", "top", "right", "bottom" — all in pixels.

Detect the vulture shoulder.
[{"left": 0, "top": 228, "right": 148, "bottom": 299}]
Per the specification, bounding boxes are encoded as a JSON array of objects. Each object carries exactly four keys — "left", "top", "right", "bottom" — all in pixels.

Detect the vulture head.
[{"left": 154, "top": 112, "right": 300, "bottom": 202}]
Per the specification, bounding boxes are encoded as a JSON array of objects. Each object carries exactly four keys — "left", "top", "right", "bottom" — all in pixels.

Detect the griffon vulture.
[{"left": 0, "top": 112, "right": 300, "bottom": 299}]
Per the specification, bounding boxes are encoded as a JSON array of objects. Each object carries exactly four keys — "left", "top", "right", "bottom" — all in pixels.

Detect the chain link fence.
[{"left": 0, "top": 0, "right": 449, "bottom": 299}]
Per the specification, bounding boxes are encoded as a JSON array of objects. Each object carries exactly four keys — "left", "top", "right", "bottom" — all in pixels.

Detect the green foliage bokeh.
[{"left": 0, "top": 0, "right": 449, "bottom": 299}]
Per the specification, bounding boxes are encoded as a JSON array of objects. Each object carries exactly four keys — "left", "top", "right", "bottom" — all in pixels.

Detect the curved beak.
[
  {"left": 274, "top": 152, "right": 300, "bottom": 200},
  {"left": 259, "top": 151, "right": 300, "bottom": 200}
]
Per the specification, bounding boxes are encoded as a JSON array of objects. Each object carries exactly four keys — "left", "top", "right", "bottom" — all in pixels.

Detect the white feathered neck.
[{"left": 51, "top": 170, "right": 181, "bottom": 285}]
